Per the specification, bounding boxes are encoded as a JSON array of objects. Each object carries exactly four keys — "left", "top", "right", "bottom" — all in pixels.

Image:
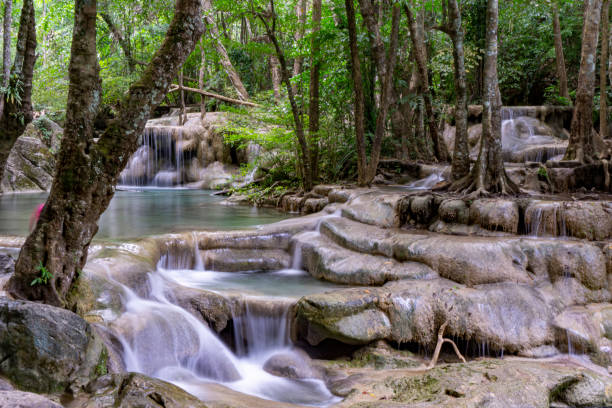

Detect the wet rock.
[
  {"left": 0, "top": 254, "right": 14, "bottom": 275},
  {"left": 469, "top": 199, "right": 519, "bottom": 233},
  {"left": 81, "top": 373, "right": 209, "bottom": 408},
  {"left": 342, "top": 192, "right": 404, "bottom": 228},
  {"left": 295, "top": 232, "right": 436, "bottom": 285},
  {"left": 169, "top": 284, "right": 233, "bottom": 332},
  {"left": 409, "top": 194, "right": 435, "bottom": 225},
  {"left": 319, "top": 216, "right": 397, "bottom": 257},
  {"left": 1, "top": 119, "right": 62, "bottom": 193},
  {"left": 350, "top": 340, "right": 421, "bottom": 369},
  {"left": 438, "top": 199, "right": 469, "bottom": 224},
  {"left": 303, "top": 197, "right": 329, "bottom": 214},
  {"left": 201, "top": 248, "right": 290, "bottom": 272},
  {"left": 263, "top": 349, "right": 321, "bottom": 379},
  {"left": 0, "top": 391, "right": 62, "bottom": 408},
  {"left": 552, "top": 373, "right": 612, "bottom": 408},
  {"left": 0, "top": 299, "right": 106, "bottom": 393}
]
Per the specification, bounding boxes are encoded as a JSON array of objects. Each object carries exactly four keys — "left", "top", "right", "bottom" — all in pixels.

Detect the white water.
[
  {"left": 406, "top": 167, "right": 448, "bottom": 190},
  {"left": 103, "top": 252, "right": 338, "bottom": 406},
  {"left": 500, "top": 110, "right": 564, "bottom": 162}
]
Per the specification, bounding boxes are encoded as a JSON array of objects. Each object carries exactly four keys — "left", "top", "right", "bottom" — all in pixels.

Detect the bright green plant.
[{"left": 30, "top": 261, "right": 53, "bottom": 286}]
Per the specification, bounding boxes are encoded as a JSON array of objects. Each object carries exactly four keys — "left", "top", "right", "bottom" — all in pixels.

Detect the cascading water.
[
  {"left": 102, "top": 244, "right": 338, "bottom": 406},
  {"left": 406, "top": 166, "right": 448, "bottom": 190},
  {"left": 524, "top": 201, "right": 567, "bottom": 237},
  {"left": 120, "top": 127, "right": 188, "bottom": 187}
]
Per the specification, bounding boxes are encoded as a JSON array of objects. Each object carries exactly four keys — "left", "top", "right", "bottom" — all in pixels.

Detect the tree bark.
[
  {"left": 437, "top": 0, "right": 469, "bottom": 180},
  {"left": 179, "top": 69, "right": 186, "bottom": 125},
  {"left": 100, "top": 12, "right": 141, "bottom": 72},
  {"left": 199, "top": 40, "right": 206, "bottom": 120},
  {"left": 552, "top": 1, "right": 570, "bottom": 101},
  {"left": 309, "top": 0, "right": 322, "bottom": 180},
  {"left": 0, "top": 0, "right": 36, "bottom": 186},
  {"left": 405, "top": 3, "right": 449, "bottom": 162},
  {"left": 452, "top": 0, "right": 516, "bottom": 196},
  {"left": 256, "top": 0, "right": 313, "bottom": 191},
  {"left": 345, "top": 0, "right": 367, "bottom": 185},
  {"left": 0, "top": 0, "right": 12, "bottom": 119},
  {"left": 202, "top": 0, "right": 250, "bottom": 101},
  {"left": 292, "top": 0, "right": 308, "bottom": 94},
  {"left": 601, "top": 0, "right": 609, "bottom": 140},
  {"left": 365, "top": 5, "right": 400, "bottom": 183},
  {"left": 270, "top": 55, "right": 282, "bottom": 101},
  {"left": 9, "top": 0, "right": 204, "bottom": 306},
  {"left": 564, "top": 0, "right": 603, "bottom": 162},
  {"left": 167, "top": 84, "right": 261, "bottom": 107}
]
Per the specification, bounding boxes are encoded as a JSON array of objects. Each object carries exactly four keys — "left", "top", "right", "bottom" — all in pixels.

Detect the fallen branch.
[
  {"left": 167, "top": 84, "right": 261, "bottom": 108},
  {"left": 427, "top": 321, "right": 467, "bottom": 369}
]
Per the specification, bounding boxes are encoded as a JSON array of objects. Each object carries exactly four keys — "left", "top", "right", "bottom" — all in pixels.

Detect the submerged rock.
[
  {"left": 0, "top": 299, "right": 106, "bottom": 393},
  {"left": 263, "top": 349, "right": 321, "bottom": 380}
]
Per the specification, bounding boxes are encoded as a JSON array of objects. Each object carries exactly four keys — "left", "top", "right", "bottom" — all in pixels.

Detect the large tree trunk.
[
  {"left": 345, "top": 0, "right": 367, "bottom": 185},
  {"left": 0, "top": 0, "right": 36, "bottom": 186},
  {"left": 308, "top": 0, "right": 322, "bottom": 180},
  {"left": 564, "top": 0, "right": 603, "bottom": 162},
  {"left": 452, "top": 0, "right": 516, "bottom": 196},
  {"left": 601, "top": 0, "right": 609, "bottom": 140},
  {"left": 8, "top": 0, "right": 204, "bottom": 307},
  {"left": 256, "top": 0, "right": 313, "bottom": 191},
  {"left": 552, "top": 1, "right": 570, "bottom": 101},
  {"left": 438, "top": 0, "right": 470, "bottom": 180},
  {"left": 364, "top": 5, "right": 400, "bottom": 183},
  {"left": 202, "top": 0, "right": 249, "bottom": 101},
  {"left": 0, "top": 0, "right": 12, "bottom": 120},
  {"left": 405, "top": 3, "right": 448, "bottom": 162},
  {"left": 270, "top": 55, "right": 282, "bottom": 102}
]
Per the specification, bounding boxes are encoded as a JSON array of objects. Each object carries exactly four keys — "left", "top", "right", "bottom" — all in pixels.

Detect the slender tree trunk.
[
  {"left": 0, "top": 0, "right": 36, "bottom": 186},
  {"left": 345, "top": 0, "right": 367, "bottom": 185},
  {"left": 405, "top": 3, "right": 449, "bottom": 162},
  {"left": 0, "top": 0, "right": 12, "bottom": 119},
  {"left": 452, "top": 0, "right": 516, "bottom": 195},
  {"left": 292, "top": 0, "right": 307, "bottom": 94},
  {"left": 199, "top": 40, "right": 206, "bottom": 120},
  {"left": 179, "top": 69, "right": 186, "bottom": 125},
  {"left": 601, "top": 0, "right": 609, "bottom": 140},
  {"left": 365, "top": 5, "right": 400, "bottom": 183},
  {"left": 256, "top": 0, "right": 312, "bottom": 191},
  {"left": 564, "top": 0, "right": 603, "bottom": 162},
  {"left": 400, "top": 65, "right": 419, "bottom": 160},
  {"left": 552, "top": 1, "right": 570, "bottom": 101},
  {"left": 270, "top": 55, "right": 282, "bottom": 102},
  {"left": 309, "top": 0, "right": 322, "bottom": 181},
  {"left": 9, "top": 0, "right": 204, "bottom": 306},
  {"left": 439, "top": 0, "right": 470, "bottom": 180},
  {"left": 203, "top": 0, "right": 249, "bottom": 101},
  {"left": 101, "top": 12, "right": 139, "bottom": 72}
]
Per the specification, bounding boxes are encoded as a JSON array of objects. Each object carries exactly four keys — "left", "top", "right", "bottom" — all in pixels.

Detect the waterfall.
[
  {"left": 406, "top": 166, "right": 448, "bottom": 190},
  {"left": 232, "top": 302, "right": 290, "bottom": 358},
  {"left": 120, "top": 127, "right": 187, "bottom": 187},
  {"left": 524, "top": 202, "right": 567, "bottom": 237}
]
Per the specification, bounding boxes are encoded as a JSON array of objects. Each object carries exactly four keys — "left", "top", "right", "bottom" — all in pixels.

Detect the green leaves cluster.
[{"left": 30, "top": 261, "right": 53, "bottom": 286}]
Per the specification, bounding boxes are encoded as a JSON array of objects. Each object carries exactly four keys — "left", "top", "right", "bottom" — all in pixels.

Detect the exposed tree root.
[{"left": 427, "top": 321, "right": 467, "bottom": 369}]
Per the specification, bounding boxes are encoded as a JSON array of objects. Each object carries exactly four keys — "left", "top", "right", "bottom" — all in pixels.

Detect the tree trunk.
[
  {"left": 292, "top": 0, "right": 307, "bottom": 94},
  {"left": 199, "top": 40, "right": 206, "bottom": 120},
  {"left": 452, "top": 0, "right": 516, "bottom": 196},
  {"left": 0, "top": 0, "right": 36, "bottom": 186},
  {"left": 309, "top": 0, "right": 322, "bottom": 180},
  {"left": 345, "top": 0, "right": 367, "bottom": 185},
  {"left": 564, "top": 0, "right": 603, "bottom": 162},
  {"left": 202, "top": 0, "right": 249, "bottom": 101},
  {"left": 441, "top": 0, "right": 470, "bottom": 180},
  {"left": 256, "top": 0, "right": 312, "bottom": 191},
  {"left": 270, "top": 55, "right": 282, "bottom": 102},
  {"left": 0, "top": 0, "right": 12, "bottom": 119},
  {"left": 179, "top": 69, "right": 186, "bottom": 125},
  {"left": 365, "top": 5, "right": 400, "bottom": 183},
  {"left": 552, "top": 1, "right": 570, "bottom": 101},
  {"left": 405, "top": 3, "right": 449, "bottom": 162},
  {"left": 100, "top": 12, "right": 139, "bottom": 72},
  {"left": 8, "top": 0, "right": 204, "bottom": 306},
  {"left": 601, "top": 0, "right": 609, "bottom": 140}
]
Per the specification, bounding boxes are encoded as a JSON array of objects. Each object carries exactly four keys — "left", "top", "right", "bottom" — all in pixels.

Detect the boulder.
[
  {"left": 263, "top": 349, "right": 321, "bottom": 379},
  {"left": 342, "top": 192, "right": 404, "bottom": 228},
  {"left": 469, "top": 199, "right": 519, "bottom": 233},
  {"left": 438, "top": 199, "right": 470, "bottom": 225},
  {"left": 0, "top": 391, "right": 62, "bottom": 408},
  {"left": 0, "top": 299, "right": 106, "bottom": 393},
  {"left": 0, "top": 254, "right": 14, "bottom": 275}
]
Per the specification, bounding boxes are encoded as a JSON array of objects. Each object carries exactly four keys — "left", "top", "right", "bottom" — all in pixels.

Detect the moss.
[
  {"left": 95, "top": 348, "right": 109, "bottom": 377},
  {"left": 386, "top": 375, "right": 442, "bottom": 403}
]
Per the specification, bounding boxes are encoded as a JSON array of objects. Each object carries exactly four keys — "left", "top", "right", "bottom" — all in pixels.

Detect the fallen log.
[{"left": 168, "top": 84, "right": 261, "bottom": 108}]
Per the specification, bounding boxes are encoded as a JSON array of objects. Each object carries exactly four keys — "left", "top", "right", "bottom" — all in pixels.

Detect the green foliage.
[{"left": 30, "top": 261, "right": 53, "bottom": 286}]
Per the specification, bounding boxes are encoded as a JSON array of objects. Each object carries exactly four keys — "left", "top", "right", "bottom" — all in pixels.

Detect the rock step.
[
  {"left": 293, "top": 231, "right": 437, "bottom": 286},
  {"left": 318, "top": 216, "right": 610, "bottom": 293},
  {"left": 200, "top": 248, "right": 290, "bottom": 272}
]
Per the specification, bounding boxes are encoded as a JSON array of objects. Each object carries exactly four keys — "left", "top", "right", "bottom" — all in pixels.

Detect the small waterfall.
[
  {"left": 232, "top": 302, "right": 290, "bottom": 358},
  {"left": 524, "top": 202, "right": 567, "bottom": 237},
  {"left": 407, "top": 167, "right": 448, "bottom": 190},
  {"left": 192, "top": 232, "right": 204, "bottom": 271},
  {"left": 120, "top": 127, "right": 188, "bottom": 187}
]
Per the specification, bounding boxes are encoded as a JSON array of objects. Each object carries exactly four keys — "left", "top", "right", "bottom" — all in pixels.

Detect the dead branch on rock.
[{"left": 427, "top": 321, "right": 467, "bottom": 369}]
